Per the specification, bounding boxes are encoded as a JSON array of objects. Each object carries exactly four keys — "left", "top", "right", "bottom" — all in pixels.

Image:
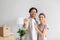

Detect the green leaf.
[{"left": 17, "top": 28, "right": 26, "bottom": 37}]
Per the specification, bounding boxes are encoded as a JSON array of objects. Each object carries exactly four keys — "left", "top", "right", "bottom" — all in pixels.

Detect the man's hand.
[
  {"left": 24, "top": 18, "right": 28, "bottom": 25},
  {"left": 26, "top": 30, "right": 30, "bottom": 34},
  {"left": 23, "top": 18, "right": 28, "bottom": 28}
]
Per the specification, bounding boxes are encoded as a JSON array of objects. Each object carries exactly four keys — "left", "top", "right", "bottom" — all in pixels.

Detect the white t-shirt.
[
  {"left": 31, "top": 19, "right": 37, "bottom": 40},
  {"left": 28, "top": 18, "right": 37, "bottom": 40},
  {"left": 23, "top": 18, "right": 37, "bottom": 40}
]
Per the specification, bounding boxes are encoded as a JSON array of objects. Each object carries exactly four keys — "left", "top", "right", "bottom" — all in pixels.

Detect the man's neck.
[{"left": 30, "top": 16, "right": 34, "bottom": 19}]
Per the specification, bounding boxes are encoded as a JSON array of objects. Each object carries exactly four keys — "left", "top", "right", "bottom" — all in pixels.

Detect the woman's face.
[
  {"left": 30, "top": 9, "right": 36, "bottom": 17},
  {"left": 39, "top": 15, "right": 45, "bottom": 22}
]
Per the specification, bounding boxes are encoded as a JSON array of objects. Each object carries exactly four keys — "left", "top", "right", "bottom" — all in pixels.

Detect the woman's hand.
[{"left": 34, "top": 22, "right": 38, "bottom": 27}]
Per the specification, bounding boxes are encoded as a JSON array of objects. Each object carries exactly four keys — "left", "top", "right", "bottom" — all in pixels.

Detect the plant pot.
[{"left": 20, "top": 36, "right": 22, "bottom": 40}]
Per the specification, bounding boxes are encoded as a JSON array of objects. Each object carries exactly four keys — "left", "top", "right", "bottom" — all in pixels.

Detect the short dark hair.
[
  {"left": 39, "top": 13, "right": 46, "bottom": 18},
  {"left": 29, "top": 7, "right": 38, "bottom": 13}
]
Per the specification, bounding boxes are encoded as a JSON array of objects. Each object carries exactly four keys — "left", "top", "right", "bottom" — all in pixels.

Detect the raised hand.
[
  {"left": 23, "top": 18, "right": 28, "bottom": 28},
  {"left": 24, "top": 18, "right": 28, "bottom": 25}
]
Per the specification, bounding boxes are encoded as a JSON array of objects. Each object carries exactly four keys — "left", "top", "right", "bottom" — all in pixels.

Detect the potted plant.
[{"left": 17, "top": 28, "right": 26, "bottom": 40}]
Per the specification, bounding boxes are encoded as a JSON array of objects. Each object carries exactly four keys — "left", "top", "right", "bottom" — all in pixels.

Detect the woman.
[
  {"left": 34, "top": 13, "right": 48, "bottom": 40},
  {"left": 23, "top": 7, "right": 38, "bottom": 40}
]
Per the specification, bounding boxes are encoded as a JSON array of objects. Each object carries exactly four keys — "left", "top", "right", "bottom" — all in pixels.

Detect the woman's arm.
[
  {"left": 41, "top": 28, "right": 48, "bottom": 36},
  {"left": 34, "top": 23, "right": 48, "bottom": 36}
]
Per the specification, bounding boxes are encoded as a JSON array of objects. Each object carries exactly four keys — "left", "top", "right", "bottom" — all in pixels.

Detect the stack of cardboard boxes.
[{"left": 0, "top": 25, "right": 15, "bottom": 40}]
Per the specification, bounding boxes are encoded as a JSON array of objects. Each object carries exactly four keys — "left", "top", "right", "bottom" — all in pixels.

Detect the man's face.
[{"left": 30, "top": 9, "right": 37, "bottom": 17}]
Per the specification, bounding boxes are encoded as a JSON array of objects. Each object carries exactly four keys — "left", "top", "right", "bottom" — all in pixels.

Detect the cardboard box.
[
  {"left": 0, "top": 35, "right": 15, "bottom": 40},
  {"left": 0, "top": 25, "right": 11, "bottom": 37}
]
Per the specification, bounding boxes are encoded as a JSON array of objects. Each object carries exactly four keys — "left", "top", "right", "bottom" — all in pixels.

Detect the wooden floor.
[{"left": 0, "top": 35, "right": 15, "bottom": 40}]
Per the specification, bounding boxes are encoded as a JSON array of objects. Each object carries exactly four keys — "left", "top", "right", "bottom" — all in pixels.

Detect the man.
[{"left": 23, "top": 7, "right": 38, "bottom": 40}]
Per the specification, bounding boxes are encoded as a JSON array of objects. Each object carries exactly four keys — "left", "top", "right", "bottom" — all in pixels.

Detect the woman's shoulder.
[{"left": 44, "top": 24, "right": 49, "bottom": 29}]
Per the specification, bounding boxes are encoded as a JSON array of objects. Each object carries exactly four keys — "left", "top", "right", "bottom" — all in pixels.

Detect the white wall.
[{"left": 0, "top": 0, "right": 60, "bottom": 40}]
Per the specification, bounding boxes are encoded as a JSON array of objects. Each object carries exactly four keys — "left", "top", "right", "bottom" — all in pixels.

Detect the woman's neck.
[{"left": 40, "top": 21, "right": 45, "bottom": 26}]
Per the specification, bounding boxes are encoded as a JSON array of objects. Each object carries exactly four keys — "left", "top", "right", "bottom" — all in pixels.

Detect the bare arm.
[
  {"left": 23, "top": 18, "right": 28, "bottom": 28},
  {"left": 23, "top": 18, "right": 30, "bottom": 34},
  {"left": 34, "top": 23, "right": 48, "bottom": 36}
]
